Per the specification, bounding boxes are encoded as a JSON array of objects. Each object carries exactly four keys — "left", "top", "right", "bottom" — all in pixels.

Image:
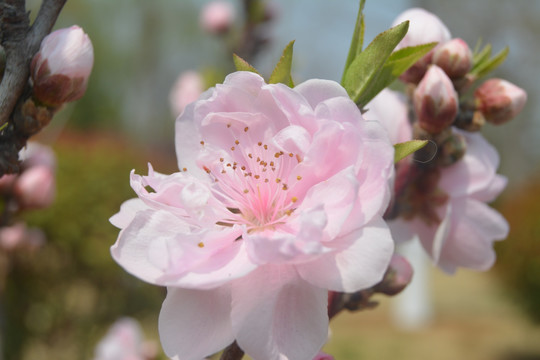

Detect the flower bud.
[
  {"left": 414, "top": 65, "right": 458, "bottom": 133},
  {"left": 169, "top": 71, "right": 204, "bottom": 117},
  {"left": 393, "top": 8, "right": 451, "bottom": 84},
  {"left": 432, "top": 38, "right": 472, "bottom": 79},
  {"left": 0, "top": 223, "right": 27, "bottom": 251},
  {"left": 374, "top": 254, "right": 414, "bottom": 296},
  {"left": 14, "top": 165, "right": 55, "bottom": 209},
  {"left": 200, "top": 1, "right": 235, "bottom": 35},
  {"left": 31, "top": 25, "right": 94, "bottom": 107},
  {"left": 474, "top": 79, "right": 527, "bottom": 125}
]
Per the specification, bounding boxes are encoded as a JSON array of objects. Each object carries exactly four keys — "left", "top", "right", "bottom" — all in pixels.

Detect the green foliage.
[
  {"left": 233, "top": 54, "right": 261, "bottom": 75},
  {"left": 269, "top": 40, "right": 295, "bottom": 87},
  {"left": 496, "top": 176, "right": 540, "bottom": 323},
  {"left": 470, "top": 42, "right": 509, "bottom": 79},
  {"left": 394, "top": 140, "right": 428, "bottom": 163},
  {"left": 4, "top": 133, "right": 172, "bottom": 360},
  {"left": 341, "top": 0, "right": 366, "bottom": 83},
  {"left": 342, "top": 21, "right": 409, "bottom": 107}
]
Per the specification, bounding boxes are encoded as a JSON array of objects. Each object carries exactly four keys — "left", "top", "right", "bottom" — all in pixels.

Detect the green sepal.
[
  {"left": 341, "top": 0, "right": 366, "bottom": 83},
  {"left": 233, "top": 54, "right": 261, "bottom": 75},
  {"left": 355, "top": 42, "right": 436, "bottom": 106},
  {"left": 342, "top": 21, "right": 409, "bottom": 106},
  {"left": 394, "top": 140, "right": 428, "bottom": 163},
  {"left": 269, "top": 40, "right": 295, "bottom": 87},
  {"left": 470, "top": 46, "right": 509, "bottom": 79}
]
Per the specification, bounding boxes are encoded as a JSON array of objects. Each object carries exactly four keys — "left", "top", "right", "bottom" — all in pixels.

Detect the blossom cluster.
[{"left": 110, "top": 5, "right": 526, "bottom": 360}]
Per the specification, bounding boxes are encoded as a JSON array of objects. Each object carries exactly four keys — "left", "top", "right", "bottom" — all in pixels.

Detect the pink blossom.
[
  {"left": 31, "top": 25, "right": 94, "bottom": 106},
  {"left": 369, "top": 90, "right": 508, "bottom": 273},
  {"left": 0, "top": 223, "right": 45, "bottom": 251},
  {"left": 392, "top": 8, "right": 452, "bottom": 84},
  {"left": 94, "top": 318, "right": 156, "bottom": 360},
  {"left": 111, "top": 72, "right": 395, "bottom": 360},
  {"left": 200, "top": 1, "right": 235, "bottom": 34},
  {"left": 169, "top": 71, "right": 204, "bottom": 117},
  {"left": 364, "top": 88, "right": 412, "bottom": 144},
  {"left": 14, "top": 165, "right": 55, "bottom": 209}
]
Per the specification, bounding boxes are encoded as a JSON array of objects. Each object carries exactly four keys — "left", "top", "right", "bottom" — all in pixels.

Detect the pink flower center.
[{"left": 199, "top": 124, "right": 304, "bottom": 232}]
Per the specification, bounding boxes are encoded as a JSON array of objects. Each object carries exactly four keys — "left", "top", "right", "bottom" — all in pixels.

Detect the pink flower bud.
[
  {"left": 432, "top": 38, "right": 472, "bottom": 79},
  {"left": 31, "top": 25, "right": 94, "bottom": 107},
  {"left": 313, "top": 351, "right": 335, "bottom": 360},
  {"left": 414, "top": 65, "right": 458, "bottom": 133},
  {"left": 375, "top": 254, "right": 414, "bottom": 296},
  {"left": 169, "top": 71, "right": 204, "bottom": 117},
  {"left": 393, "top": 8, "right": 451, "bottom": 84},
  {"left": 474, "top": 79, "right": 527, "bottom": 125},
  {"left": 200, "top": 1, "right": 235, "bottom": 35},
  {"left": 14, "top": 165, "right": 55, "bottom": 209},
  {"left": 0, "top": 223, "right": 27, "bottom": 251},
  {"left": 0, "top": 174, "right": 17, "bottom": 193}
]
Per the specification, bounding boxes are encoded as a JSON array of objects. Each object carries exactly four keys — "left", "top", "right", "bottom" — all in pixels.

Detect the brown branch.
[
  {"left": 219, "top": 341, "right": 244, "bottom": 360},
  {"left": 0, "top": 0, "right": 67, "bottom": 128}
]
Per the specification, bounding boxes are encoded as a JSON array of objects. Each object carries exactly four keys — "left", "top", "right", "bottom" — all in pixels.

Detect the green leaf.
[
  {"left": 269, "top": 40, "right": 295, "bottom": 87},
  {"left": 233, "top": 54, "right": 260, "bottom": 75},
  {"left": 470, "top": 46, "right": 509, "bottom": 78},
  {"left": 341, "top": 0, "right": 366, "bottom": 83},
  {"left": 472, "top": 44, "right": 492, "bottom": 71},
  {"left": 394, "top": 140, "right": 428, "bottom": 163},
  {"left": 356, "top": 42, "right": 436, "bottom": 106},
  {"left": 342, "top": 21, "right": 409, "bottom": 105}
]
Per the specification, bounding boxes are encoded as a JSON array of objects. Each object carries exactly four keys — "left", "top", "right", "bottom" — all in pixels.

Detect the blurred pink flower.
[
  {"left": 0, "top": 223, "right": 45, "bottom": 251},
  {"left": 364, "top": 88, "right": 412, "bottom": 144},
  {"left": 111, "top": 72, "right": 395, "bottom": 360},
  {"left": 94, "top": 318, "right": 157, "bottom": 360},
  {"left": 200, "top": 1, "right": 235, "bottom": 34},
  {"left": 14, "top": 165, "right": 55, "bottom": 209},
  {"left": 31, "top": 25, "right": 94, "bottom": 106},
  {"left": 169, "top": 71, "right": 204, "bottom": 117},
  {"left": 392, "top": 8, "right": 452, "bottom": 84}
]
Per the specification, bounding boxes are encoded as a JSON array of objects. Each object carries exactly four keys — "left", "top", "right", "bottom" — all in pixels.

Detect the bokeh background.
[{"left": 2, "top": 0, "right": 540, "bottom": 359}]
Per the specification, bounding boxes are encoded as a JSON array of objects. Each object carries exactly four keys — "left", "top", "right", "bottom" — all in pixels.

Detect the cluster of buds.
[
  {"left": 397, "top": 8, "right": 526, "bottom": 140},
  {"left": 0, "top": 143, "right": 55, "bottom": 252}
]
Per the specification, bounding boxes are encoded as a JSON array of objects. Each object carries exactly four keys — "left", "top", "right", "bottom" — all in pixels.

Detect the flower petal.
[
  {"left": 231, "top": 265, "right": 328, "bottom": 360},
  {"left": 296, "top": 217, "right": 394, "bottom": 292},
  {"left": 294, "top": 79, "right": 349, "bottom": 109},
  {"left": 109, "top": 198, "right": 148, "bottom": 229},
  {"left": 159, "top": 286, "right": 234, "bottom": 360}
]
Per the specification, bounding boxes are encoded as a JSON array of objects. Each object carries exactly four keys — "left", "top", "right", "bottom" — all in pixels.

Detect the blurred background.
[{"left": 2, "top": 0, "right": 539, "bottom": 359}]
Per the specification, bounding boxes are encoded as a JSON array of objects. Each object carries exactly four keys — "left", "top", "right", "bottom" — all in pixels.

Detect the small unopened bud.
[
  {"left": 375, "top": 254, "right": 414, "bottom": 296},
  {"left": 474, "top": 79, "right": 527, "bottom": 125},
  {"left": 393, "top": 8, "right": 451, "bottom": 84},
  {"left": 432, "top": 38, "right": 472, "bottom": 79},
  {"left": 31, "top": 25, "right": 94, "bottom": 107},
  {"left": 0, "top": 223, "right": 27, "bottom": 251},
  {"left": 14, "top": 165, "right": 55, "bottom": 209},
  {"left": 200, "top": 1, "right": 235, "bottom": 35},
  {"left": 414, "top": 65, "right": 458, "bottom": 133},
  {"left": 0, "top": 174, "right": 16, "bottom": 193}
]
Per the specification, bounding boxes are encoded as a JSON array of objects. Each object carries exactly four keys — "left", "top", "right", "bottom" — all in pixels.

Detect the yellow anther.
[{"left": 198, "top": 242, "right": 205, "bottom": 248}]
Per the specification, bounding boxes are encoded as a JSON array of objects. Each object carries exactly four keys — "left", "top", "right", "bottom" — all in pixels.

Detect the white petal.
[
  {"left": 297, "top": 217, "right": 394, "bottom": 292},
  {"left": 231, "top": 265, "right": 328, "bottom": 360},
  {"left": 109, "top": 198, "right": 148, "bottom": 229},
  {"left": 294, "top": 79, "right": 349, "bottom": 109},
  {"left": 159, "top": 287, "right": 234, "bottom": 360}
]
